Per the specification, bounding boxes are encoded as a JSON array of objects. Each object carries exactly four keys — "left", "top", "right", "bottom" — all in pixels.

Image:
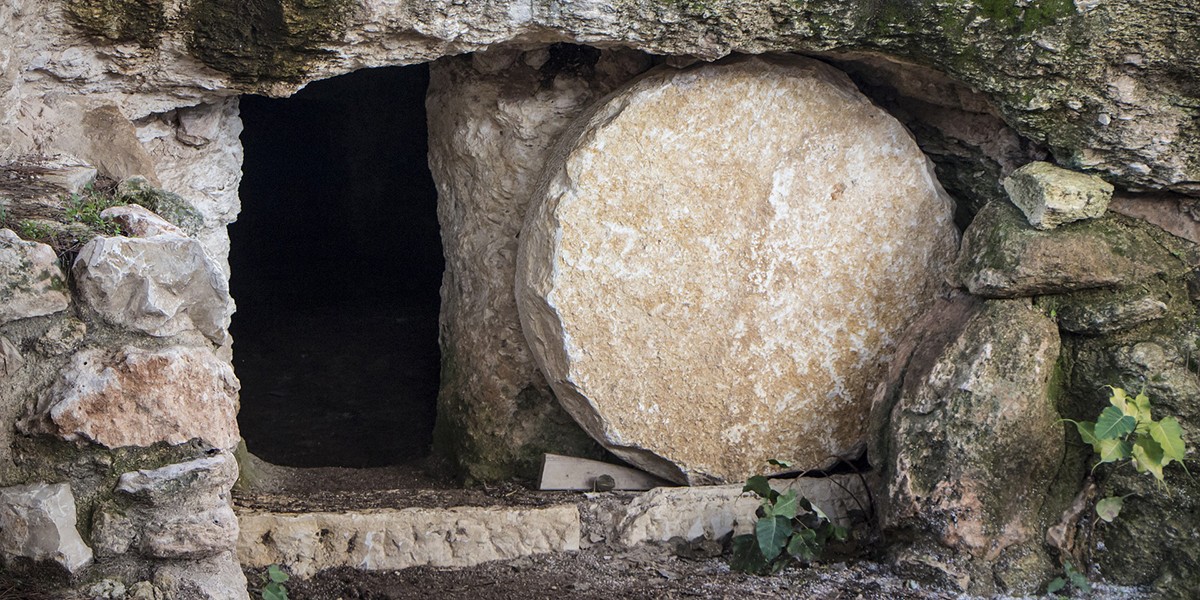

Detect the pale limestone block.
[
  {"left": 516, "top": 55, "right": 958, "bottom": 484},
  {"left": 0, "top": 482, "right": 92, "bottom": 573},
  {"left": 100, "top": 204, "right": 186, "bottom": 238},
  {"left": 237, "top": 505, "right": 581, "bottom": 578}
]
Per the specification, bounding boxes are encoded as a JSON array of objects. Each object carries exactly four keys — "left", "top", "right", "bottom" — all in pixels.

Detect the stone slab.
[
  {"left": 237, "top": 504, "right": 581, "bottom": 578},
  {"left": 1004, "top": 161, "right": 1114, "bottom": 230},
  {"left": 0, "top": 482, "right": 92, "bottom": 573},
  {"left": 516, "top": 55, "right": 958, "bottom": 484},
  {"left": 0, "top": 229, "right": 69, "bottom": 325}
]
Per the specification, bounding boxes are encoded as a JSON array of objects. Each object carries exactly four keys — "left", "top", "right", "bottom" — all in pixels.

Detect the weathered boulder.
[
  {"left": 73, "top": 233, "right": 234, "bottom": 343},
  {"left": 869, "top": 296, "right": 1063, "bottom": 595},
  {"left": 517, "top": 55, "right": 958, "bottom": 485},
  {"left": 100, "top": 203, "right": 185, "bottom": 238},
  {"left": 94, "top": 453, "right": 240, "bottom": 560},
  {"left": 20, "top": 346, "right": 240, "bottom": 449},
  {"left": 1004, "top": 161, "right": 1114, "bottom": 230},
  {"left": 237, "top": 505, "right": 581, "bottom": 578},
  {"left": 953, "top": 201, "right": 1178, "bottom": 298},
  {"left": 0, "top": 229, "right": 69, "bottom": 325},
  {"left": 1048, "top": 282, "right": 1175, "bottom": 336},
  {"left": 153, "top": 551, "right": 249, "bottom": 600},
  {"left": 0, "top": 482, "right": 92, "bottom": 573},
  {"left": 427, "top": 47, "right": 652, "bottom": 480}
]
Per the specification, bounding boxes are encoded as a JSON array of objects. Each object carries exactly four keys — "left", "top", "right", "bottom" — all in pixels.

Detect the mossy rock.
[{"left": 115, "top": 177, "right": 204, "bottom": 235}]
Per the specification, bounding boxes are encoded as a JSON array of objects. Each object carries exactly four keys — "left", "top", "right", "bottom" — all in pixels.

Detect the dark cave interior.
[{"left": 231, "top": 64, "right": 443, "bottom": 469}]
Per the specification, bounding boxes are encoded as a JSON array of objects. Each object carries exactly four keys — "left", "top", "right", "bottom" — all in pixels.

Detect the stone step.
[{"left": 236, "top": 475, "right": 869, "bottom": 578}]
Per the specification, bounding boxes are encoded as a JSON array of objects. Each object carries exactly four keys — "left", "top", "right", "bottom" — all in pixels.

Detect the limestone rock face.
[
  {"left": 0, "top": 483, "right": 92, "bottom": 573},
  {"left": 153, "top": 551, "right": 249, "bottom": 600},
  {"left": 0, "top": 229, "right": 69, "bottom": 325},
  {"left": 517, "top": 55, "right": 958, "bottom": 485},
  {"left": 1004, "top": 161, "right": 1114, "bottom": 230},
  {"left": 869, "top": 296, "right": 1063, "bottom": 595},
  {"left": 94, "top": 453, "right": 240, "bottom": 560},
  {"left": 237, "top": 505, "right": 581, "bottom": 578},
  {"left": 427, "top": 48, "right": 652, "bottom": 480},
  {"left": 73, "top": 233, "right": 234, "bottom": 343},
  {"left": 21, "top": 346, "right": 240, "bottom": 449},
  {"left": 953, "top": 201, "right": 1178, "bottom": 298}
]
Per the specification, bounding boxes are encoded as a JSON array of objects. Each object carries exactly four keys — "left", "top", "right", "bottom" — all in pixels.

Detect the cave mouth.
[{"left": 230, "top": 64, "right": 443, "bottom": 470}]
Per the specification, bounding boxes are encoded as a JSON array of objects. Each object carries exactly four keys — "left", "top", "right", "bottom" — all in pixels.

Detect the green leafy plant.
[
  {"left": 729, "top": 459, "right": 849, "bottom": 574},
  {"left": 62, "top": 183, "right": 123, "bottom": 236},
  {"left": 1047, "top": 560, "right": 1092, "bottom": 596},
  {"left": 258, "top": 564, "right": 289, "bottom": 600},
  {"left": 18, "top": 219, "right": 54, "bottom": 241},
  {"left": 1065, "top": 387, "right": 1188, "bottom": 497}
]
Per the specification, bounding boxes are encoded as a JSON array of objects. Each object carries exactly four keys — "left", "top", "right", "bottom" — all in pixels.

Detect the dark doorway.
[{"left": 231, "top": 64, "right": 443, "bottom": 468}]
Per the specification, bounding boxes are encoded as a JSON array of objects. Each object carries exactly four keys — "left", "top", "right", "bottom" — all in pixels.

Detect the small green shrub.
[
  {"left": 63, "top": 183, "right": 123, "bottom": 236},
  {"left": 729, "top": 459, "right": 849, "bottom": 574},
  {"left": 1047, "top": 560, "right": 1091, "bottom": 596},
  {"left": 258, "top": 564, "right": 289, "bottom": 600},
  {"left": 1065, "top": 387, "right": 1188, "bottom": 494}
]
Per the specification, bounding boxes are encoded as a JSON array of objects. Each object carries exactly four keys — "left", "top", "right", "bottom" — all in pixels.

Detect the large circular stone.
[{"left": 516, "top": 55, "right": 958, "bottom": 485}]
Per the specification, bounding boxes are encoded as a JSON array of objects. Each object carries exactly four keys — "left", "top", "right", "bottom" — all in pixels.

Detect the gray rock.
[
  {"left": 153, "top": 551, "right": 249, "bottom": 600},
  {"left": 87, "top": 579, "right": 127, "bottom": 600},
  {"left": 1004, "top": 161, "right": 1114, "bottom": 230},
  {"left": 953, "top": 201, "right": 1179, "bottom": 298},
  {"left": 20, "top": 346, "right": 241, "bottom": 450},
  {"left": 96, "top": 453, "right": 240, "bottom": 560},
  {"left": 0, "top": 229, "right": 69, "bottom": 325},
  {"left": 73, "top": 233, "right": 233, "bottom": 344},
  {"left": 128, "top": 581, "right": 164, "bottom": 600},
  {"left": 869, "top": 296, "right": 1063, "bottom": 596},
  {"left": 0, "top": 335, "right": 23, "bottom": 378},
  {"left": 34, "top": 317, "right": 87, "bottom": 357},
  {"left": 0, "top": 482, "right": 92, "bottom": 573},
  {"left": 116, "top": 177, "right": 204, "bottom": 236},
  {"left": 100, "top": 203, "right": 186, "bottom": 238},
  {"left": 1053, "top": 291, "right": 1170, "bottom": 335}
]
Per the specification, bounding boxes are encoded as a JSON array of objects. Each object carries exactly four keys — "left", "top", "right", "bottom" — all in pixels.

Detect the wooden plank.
[{"left": 538, "top": 453, "right": 673, "bottom": 491}]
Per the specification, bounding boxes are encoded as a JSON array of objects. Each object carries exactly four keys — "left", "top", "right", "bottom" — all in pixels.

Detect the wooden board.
[{"left": 538, "top": 453, "right": 672, "bottom": 491}]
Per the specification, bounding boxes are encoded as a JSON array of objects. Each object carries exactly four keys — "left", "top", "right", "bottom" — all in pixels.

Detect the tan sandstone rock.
[
  {"left": 516, "top": 55, "right": 958, "bottom": 484},
  {"left": 0, "top": 229, "right": 69, "bottom": 325},
  {"left": 20, "top": 346, "right": 240, "bottom": 449}
]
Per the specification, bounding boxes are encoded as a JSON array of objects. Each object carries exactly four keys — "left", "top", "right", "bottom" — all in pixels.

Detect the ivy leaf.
[
  {"left": 268, "top": 564, "right": 290, "bottom": 584},
  {"left": 1073, "top": 421, "right": 1103, "bottom": 453},
  {"left": 730, "top": 534, "right": 768, "bottom": 574},
  {"left": 743, "top": 475, "right": 773, "bottom": 499},
  {"left": 1095, "top": 406, "right": 1137, "bottom": 439},
  {"left": 1095, "top": 495, "right": 1125, "bottom": 522},
  {"left": 756, "top": 515, "right": 792, "bottom": 561},
  {"left": 770, "top": 489, "right": 799, "bottom": 520},
  {"left": 1047, "top": 577, "right": 1066, "bottom": 594},
  {"left": 1150, "top": 417, "right": 1186, "bottom": 465},
  {"left": 1097, "top": 438, "right": 1132, "bottom": 463},
  {"left": 1132, "top": 437, "right": 1166, "bottom": 481},
  {"left": 1069, "top": 571, "right": 1092, "bottom": 593},
  {"left": 262, "top": 582, "right": 289, "bottom": 600},
  {"left": 787, "top": 527, "right": 824, "bottom": 561}
]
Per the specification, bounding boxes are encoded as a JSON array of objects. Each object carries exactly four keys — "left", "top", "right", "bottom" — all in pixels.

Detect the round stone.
[{"left": 516, "top": 55, "right": 958, "bottom": 485}]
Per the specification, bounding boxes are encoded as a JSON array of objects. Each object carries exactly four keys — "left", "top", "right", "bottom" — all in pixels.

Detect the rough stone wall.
[{"left": 426, "top": 46, "right": 653, "bottom": 480}]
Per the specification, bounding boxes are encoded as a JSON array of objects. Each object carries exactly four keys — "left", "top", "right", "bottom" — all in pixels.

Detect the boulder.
[
  {"left": 953, "top": 201, "right": 1179, "bottom": 298},
  {"left": 1049, "top": 283, "right": 1175, "bottom": 336},
  {"left": 0, "top": 482, "right": 92, "bottom": 573},
  {"left": 0, "top": 229, "right": 69, "bottom": 325},
  {"left": 1003, "top": 161, "right": 1114, "bottom": 230},
  {"left": 427, "top": 48, "right": 652, "bottom": 480},
  {"left": 20, "top": 346, "right": 240, "bottom": 449},
  {"left": 516, "top": 55, "right": 958, "bottom": 484},
  {"left": 115, "top": 177, "right": 204, "bottom": 236},
  {"left": 869, "top": 296, "right": 1063, "bottom": 595},
  {"left": 100, "top": 203, "right": 185, "bottom": 237},
  {"left": 153, "top": 551, "right": 249, "bottom": 600},
  {"left": 94, "top": 453, "right": 240, "bottom": 560},
  {"left": 73, "top": 233, "right": 233, "bottom": 343}
]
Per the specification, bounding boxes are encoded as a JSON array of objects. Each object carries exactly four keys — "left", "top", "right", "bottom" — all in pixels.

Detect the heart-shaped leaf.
[
  {"left": 1150, "top": 417, "right": 1186, "bottom": 464},
  {"left": 743, "top": 475, "right": 772, "bottom": 499},
  {"left": 268, "top": 564, "right": 290, "bottom": 584},
  {"left": 787, "top": 527, "right": 823, "bottom": 561},
  {"left": 1097, "top": 438, "right": 1132, "bottom": 463},
  {"left": 770, "top": 489, "right": 799, "bottom": 520},
  {"left": 1047, "top": 577, "right": 1066, "bottom": 594},
  {"left": 1132, "top": 392, "right": 1153, "bottom": 423},
  {"left": 730, "top": 534, "right": 768, "bottom": 574},
  {"left": 1132, "top": 437, "right": 1165, "bottom": 481},
  {"left": 1096, "top": 406, "right": 1136, "bottom": 439},
  {"left": 1073, "top": 421, "right": 1102, "bottom": 453},
  {"left": 1095, "top": 495, "right": 1124, "bottom": 522},
  {"left": 756, "top": 515, "right": 792, "bottom": 561}
]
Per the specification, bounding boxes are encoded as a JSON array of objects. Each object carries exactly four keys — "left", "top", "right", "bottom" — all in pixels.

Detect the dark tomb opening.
[{"left": 231, "top": 64, "right": 443, "bottom": 469}]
